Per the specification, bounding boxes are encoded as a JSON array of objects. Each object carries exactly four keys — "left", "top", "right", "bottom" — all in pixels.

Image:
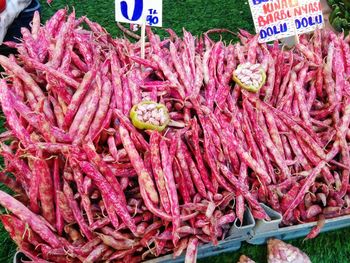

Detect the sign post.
[
  {"left": 247, "top": 0, "right": 324, "bottom": 44},
  {"left": 115, "top": 0, "right": 163, "bottom": 58},
  {"left": 141, "top": 22, "right": 146, "bottom": 59}
]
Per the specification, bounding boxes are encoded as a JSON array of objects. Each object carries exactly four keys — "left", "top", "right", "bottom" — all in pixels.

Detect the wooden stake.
[
  {"left": 294, "top": 34, "right": 300, "bottom": 45},
  {"left": 141, "top": 22, "right": 146, "bottom": 59}
]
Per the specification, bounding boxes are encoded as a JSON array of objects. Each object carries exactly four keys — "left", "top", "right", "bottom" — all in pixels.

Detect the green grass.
[
  {"left": 0, "top": 0, "right": 349, "bottom": 262},
  {"left": 41, "top": 0, "right": 255, "bottom": 41},
  {"left": 0, "top": 185, "right": 17, "bottom": 263}
]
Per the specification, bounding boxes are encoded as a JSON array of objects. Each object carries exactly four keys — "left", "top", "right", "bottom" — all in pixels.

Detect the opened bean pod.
[
  {"left": 130, "top": 101, "right": 170, "bottom": 131},
  {"left": 232, "top": 62, "right": 266, "bottom": 92}
]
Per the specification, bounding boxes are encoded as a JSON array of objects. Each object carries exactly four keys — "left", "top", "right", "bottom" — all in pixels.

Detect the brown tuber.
[
  {"left": 237, "top": 255, "right": 256, "bottom": 263},
  {"left": 267, "top": 239, "right": 311, "bottom": 263}
]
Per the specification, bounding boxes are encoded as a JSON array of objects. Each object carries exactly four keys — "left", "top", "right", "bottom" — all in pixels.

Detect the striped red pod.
[{"left": 0, "top": 0, "right": 6, "bottom": 13}]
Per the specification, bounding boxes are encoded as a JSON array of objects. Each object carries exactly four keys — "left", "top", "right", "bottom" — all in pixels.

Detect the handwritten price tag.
[
  {"left": 115, "top": 0, "right": 163, "bottom": 27},
  {"left": 248, "top": 0, "right": 324, "bottom": 43}
]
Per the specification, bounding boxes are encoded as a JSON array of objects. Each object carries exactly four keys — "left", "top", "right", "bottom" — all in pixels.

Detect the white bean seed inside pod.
[
  {"left": 135, "top": 104, "right": 168, "bottom": 126},
  {"left": 235, "top": 62, "right": 264, "bottom": 89}
]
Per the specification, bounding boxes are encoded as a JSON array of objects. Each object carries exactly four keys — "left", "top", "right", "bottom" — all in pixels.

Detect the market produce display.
[{"left": 0, "top": 7, "right": 350, "bottom": 262}]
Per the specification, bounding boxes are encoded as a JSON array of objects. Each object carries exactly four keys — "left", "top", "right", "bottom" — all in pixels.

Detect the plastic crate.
[
  {"left": 144, "top": 237, "right": 245, "bottom": 263},
  {"left": 247, "top": 204, "right": 350, "bottom": 245},
  {"left": 228, "top": 207, "right": 256, "bottom": 239},
  {"left": 144, "top": 208, "right": 256, "bottom": 263}
]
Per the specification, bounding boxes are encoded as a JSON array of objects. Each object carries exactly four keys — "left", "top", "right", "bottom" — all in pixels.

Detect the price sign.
[
  {"left": 248, "top": 0, "right": 324, "bottom": 43},
  {"left": 115, "top": 0, "right": 163, "bottom": 27}
]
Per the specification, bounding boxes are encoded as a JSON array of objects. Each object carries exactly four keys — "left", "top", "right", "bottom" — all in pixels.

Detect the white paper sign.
[
  {"left": 115, "top": 0, "right": 162, "bottom": 27},
  {"left": 248, "top": 0, "right": 324, "bottom": 43}
]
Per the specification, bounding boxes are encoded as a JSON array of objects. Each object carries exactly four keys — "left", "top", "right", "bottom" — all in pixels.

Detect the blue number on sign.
[
  {"left": 120, "top": 0, "right": 143, "bottom": 21},
  {"left": 146, "top": 15, "right": 159, "bottom": 26}
]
